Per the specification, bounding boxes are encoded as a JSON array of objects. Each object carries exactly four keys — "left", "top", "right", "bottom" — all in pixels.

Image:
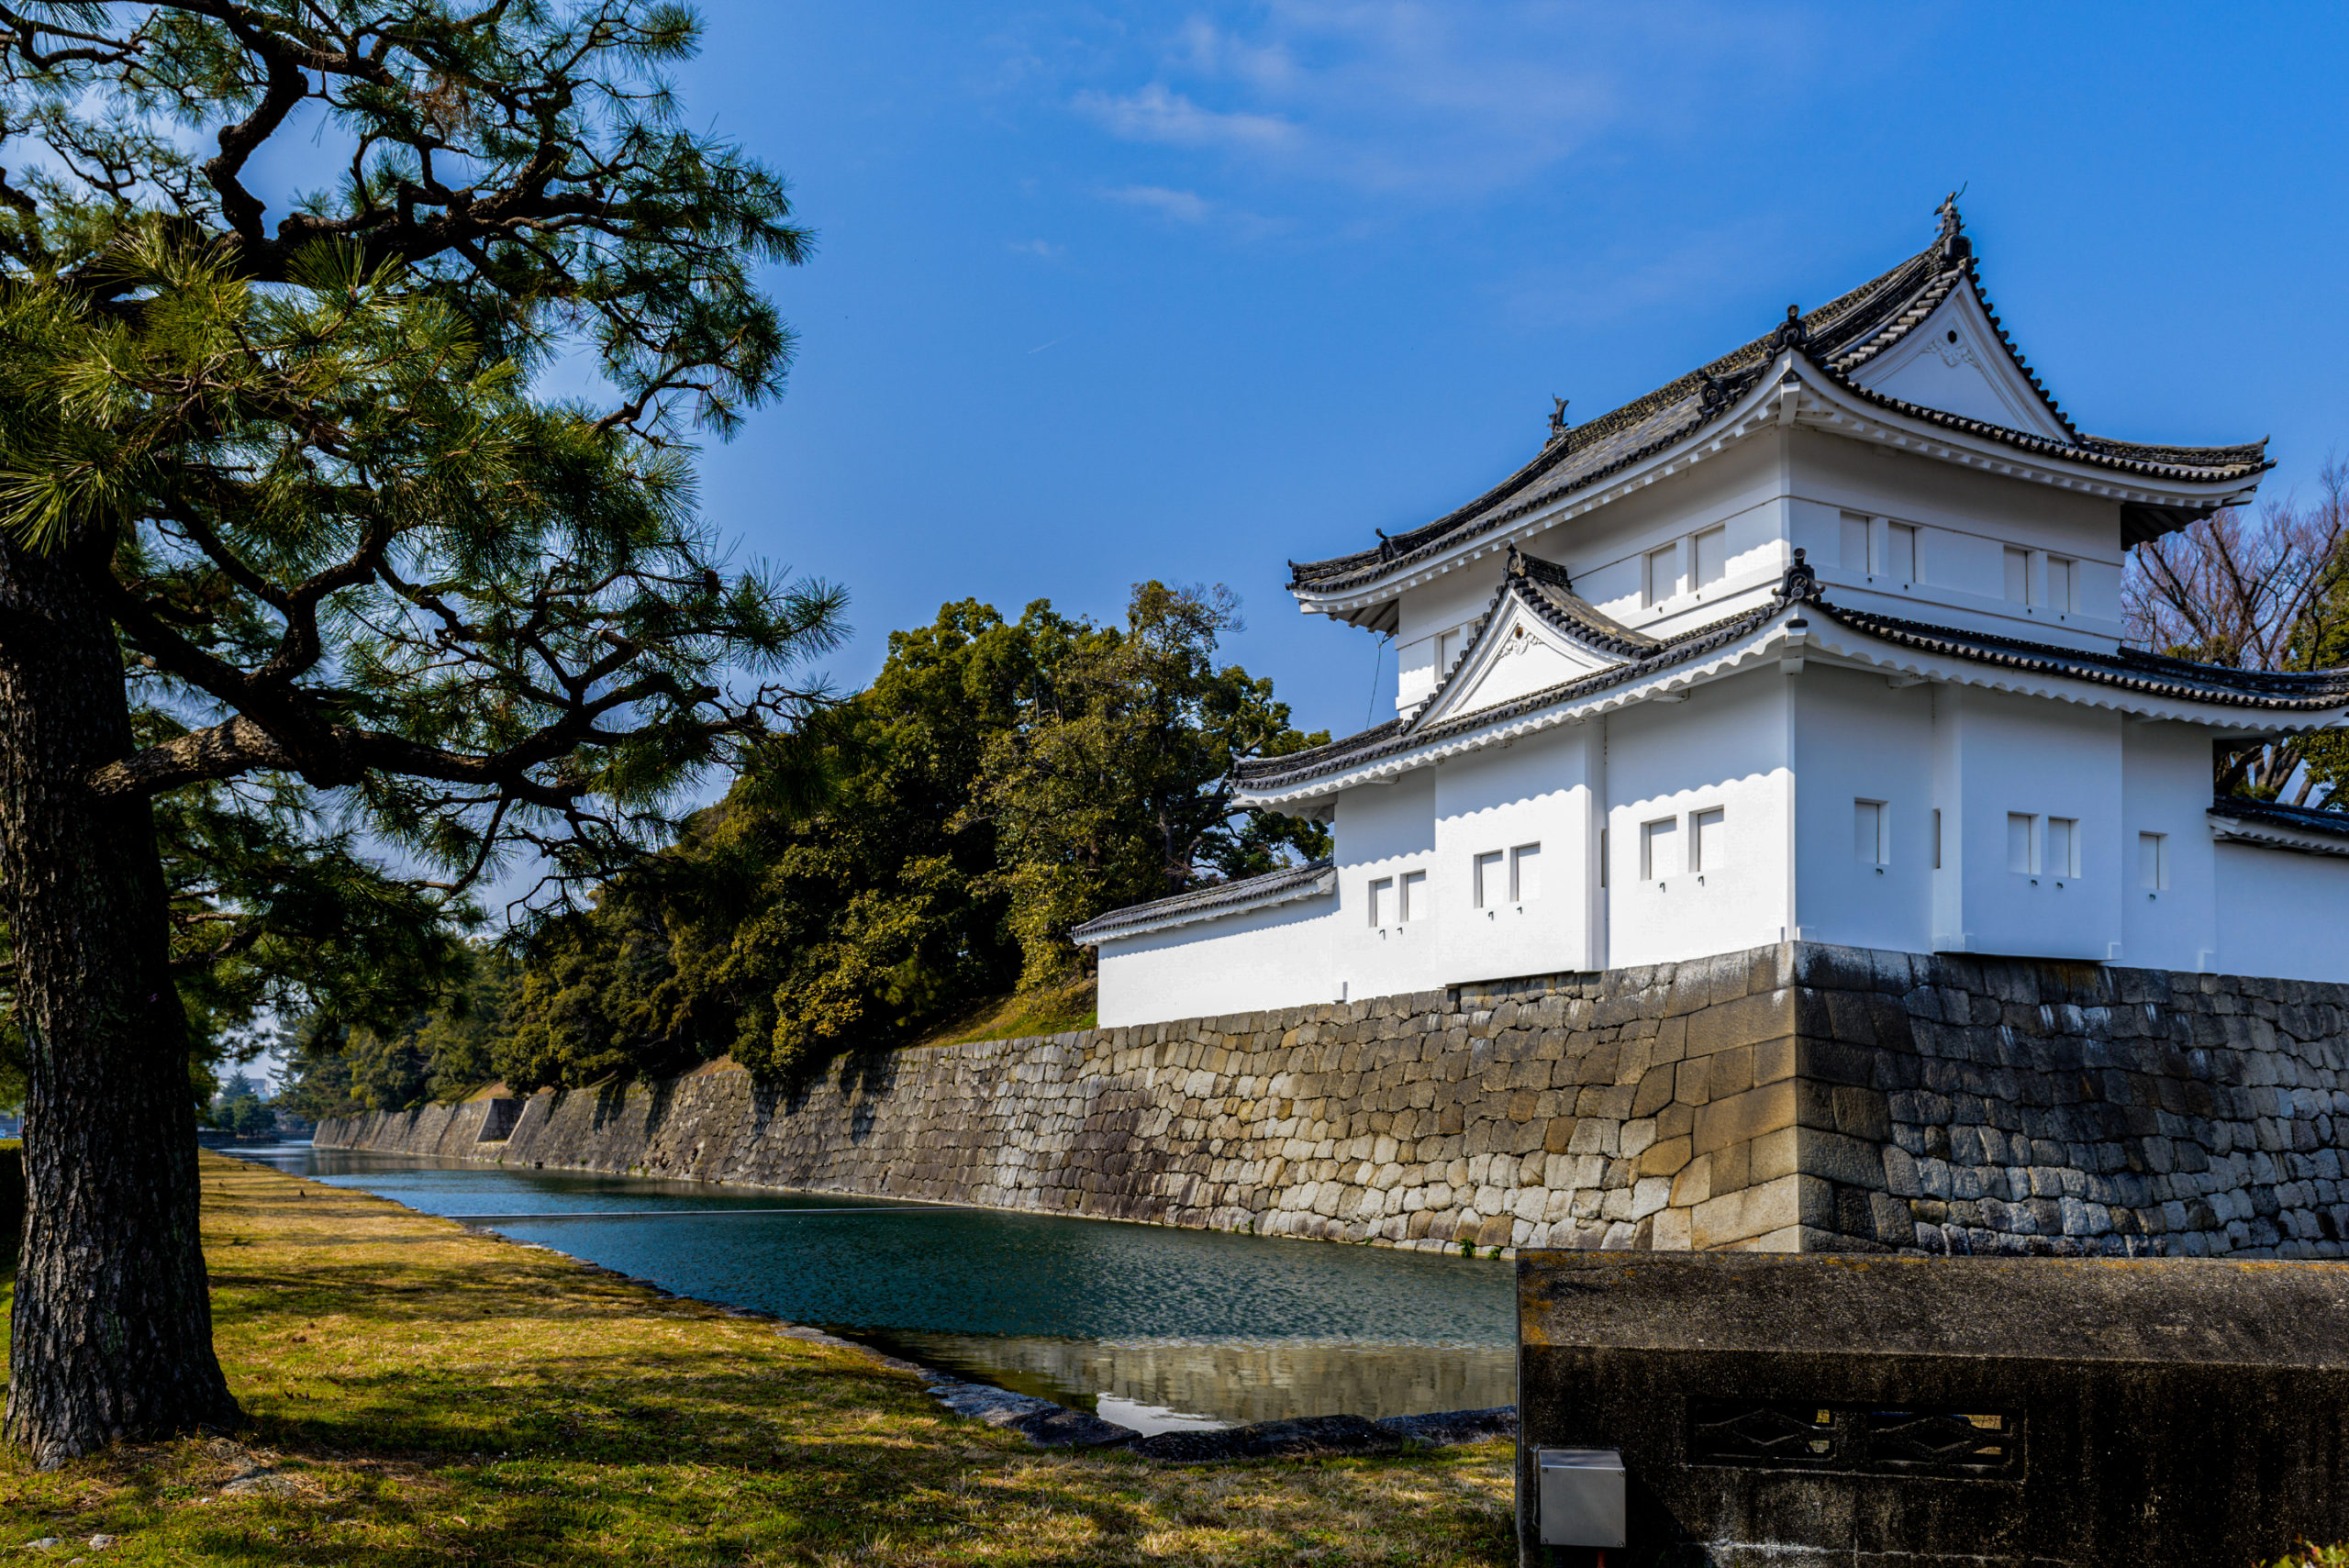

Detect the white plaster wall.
[
  {"left": 1789, "top": 664, "right": 1936, "bottom": 953},
  {"left": 2121, "top": 721, "right": 2221, "bottom": 973},
  {"left": 1430, "top": 724, "right": 1598, "bottom": 980},
  {"left": 1093, "top": 892, "right": 1336, "bottom": 1028},
  {"left": 1932, "top": 684, "right": 2124, "bottom": 962},
  {"left": 1787, "top": 428, "right": 2124, "bottom": 651},
  {"left": 1605, "top": 668, "right": 1793, "bottom": 965},
  {"left": 1326, "top": 770, "right": 1455, "bottom": 995},
  {"left": 2213, "top": 843, "right": 2349, "bottom": 984}
]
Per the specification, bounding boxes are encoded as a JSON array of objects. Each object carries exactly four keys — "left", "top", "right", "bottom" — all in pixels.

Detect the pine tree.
[{"left": 0, "top": 2, "right": 840, "bottom": 1462}]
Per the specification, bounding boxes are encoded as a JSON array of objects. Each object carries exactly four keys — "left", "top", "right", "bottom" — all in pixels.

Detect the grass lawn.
[{"left": 0, "top": 1153, "right": 1514, "bottom": 1566}]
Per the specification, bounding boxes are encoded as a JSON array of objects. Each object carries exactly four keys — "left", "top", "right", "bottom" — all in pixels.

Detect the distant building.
[{"left": 1078, "top": 204, "right": 2349, "bottom": 1027}]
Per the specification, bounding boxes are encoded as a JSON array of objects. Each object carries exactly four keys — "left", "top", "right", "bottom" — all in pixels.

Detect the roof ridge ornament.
[
  {"left": 1779, "top": 546, "right": 1820, "bottom": 602},
  {"left": 1936, "top": 187, "right": 1973, "bottom": 264},
  {"left": 1548, "top": 396, "right": 1571, "bottom": 441},
  {"left": 1771, "top": 303, "right": 1809, "bottom": 353}
]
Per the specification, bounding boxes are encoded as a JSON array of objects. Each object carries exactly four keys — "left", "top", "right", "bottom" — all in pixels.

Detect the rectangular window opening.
[
  {"left": 1932, "top": 808, "right": 1943, "bottom": 871},
  {"left": 1887, "top": 522, "right": 1918, "bottom": 584},
  {"left": 1473, "top": 850, "right": 1504, "bottom": 908},
  {"left": 2140, "top": 831, "right": 2170, "bottom": 891},
  {"left": 1646, "top": 543, "right": 1679, "bottom": 606},
  {"left": 2004, "top": 547, "right": 2031, "bottom": 606},
  {"left": 1692, "top": 808, "right": 1725, "bottom": 873},
  {"left": 1400, "top": 869, "right": 1428, "bottom": 921},
  {"left": 1694, "top": 526, "right": 1727, "bottom": 590},
  {"left": 2047, "top": 556, "right": 2076, "bottom": 613},
  {"left": 1367, "top": 877, "right": 1392, "bottom": 926},
  {"left": 1599, "top": 828, "right": 1609, "bottom": 888},
  {"left": 1510, "top": 842, "right": 1542, "bottom": 902},
  {"left": 2047, "top": 817, "right": 2078, "bottom": 878},
  {"left": 1855, "top": 799, "right": 1887, "bottom": 866},
  {"left": 1841, "top": 511, "right": 1871, "bottom": 573},
  {"left": 2007, "top": 813, "right": 2037, "bottom": 874},
  {"left": 1641, "top": 817, "right": 1677, "bottom": 881}
]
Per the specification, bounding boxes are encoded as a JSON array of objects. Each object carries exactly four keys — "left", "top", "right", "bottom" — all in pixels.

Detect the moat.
[{"left": 230, "top": 1142, "right": 1514, "bottom": 1434}]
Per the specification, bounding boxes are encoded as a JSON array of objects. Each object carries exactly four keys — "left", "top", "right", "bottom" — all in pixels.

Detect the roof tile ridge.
[
  {"left": 1288, "top": 240, "right": 1949, "bottom": 592},
  {"left": 1242, "top": 584, "right": 1812, "bottom": 791}
]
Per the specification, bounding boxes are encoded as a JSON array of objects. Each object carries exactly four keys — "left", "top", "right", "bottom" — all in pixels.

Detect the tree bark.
[{"left": 0, "top": 539, "right": 239, "bottom": 1465}]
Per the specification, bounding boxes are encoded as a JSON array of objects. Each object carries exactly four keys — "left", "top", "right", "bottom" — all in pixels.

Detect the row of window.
[
  {"left": 1367, "top": 843, "right": 1542, "bottom": 925},
  {"left": 1363, "top": 812, "right": 2179, "bottom": 919},
  {"left": 1840, "top": 509, "right": 2082, "bottom": 612},
  {"left": 1643, "top": 527, "right": 1729, "bottom": 606}
]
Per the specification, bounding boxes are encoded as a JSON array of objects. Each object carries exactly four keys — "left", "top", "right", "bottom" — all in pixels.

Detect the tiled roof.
[
  {"left": 1237, "top": 560, "right": 2349, "bottom": 796},
  {"left": 1290, "top": 205, "right": 2267, "bottom": 597},
  {"left": 1071, "top": 860, "right": 1335, "bottom": 943},
  {"left": 2206, "top": 796, "right": 2349, "bottom": 843}
]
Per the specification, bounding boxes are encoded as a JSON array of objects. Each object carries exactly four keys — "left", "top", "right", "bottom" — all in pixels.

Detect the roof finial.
[
  {"left": 1780, "top": 545, "right": 1819, "bottom": 602},
  {"left": 1375, "top": 527, "right": 1395, "bottom": 562},
  {"left": 1771, "top": 303, "right": 1808, "bottom": 353},
  {"left": 1548, "top": 396, "right": 1570, "bottom": 439},
  {"left": 1936, "top": 186, "right": 1972, "bottom": 262},
  {"left": 1506, "top": 542, "right": 1525, "bottom": 577}
]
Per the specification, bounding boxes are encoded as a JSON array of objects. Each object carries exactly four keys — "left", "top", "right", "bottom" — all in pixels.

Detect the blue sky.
[{"left": 668, "top": 2, "right": 2349, "bottom": 742}]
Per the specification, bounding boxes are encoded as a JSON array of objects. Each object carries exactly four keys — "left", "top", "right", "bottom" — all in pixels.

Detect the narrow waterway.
[{"left": 228, "top": 1143, "right": 1516, "bottom": 1434}]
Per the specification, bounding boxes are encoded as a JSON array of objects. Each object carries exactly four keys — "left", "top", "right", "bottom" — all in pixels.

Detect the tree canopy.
[
  {"left": 0, "top": 0, "right": 843, "bottom": 1462},
  {"left": 287, "top": 582, "right": 1329, "bottom": 1110}
]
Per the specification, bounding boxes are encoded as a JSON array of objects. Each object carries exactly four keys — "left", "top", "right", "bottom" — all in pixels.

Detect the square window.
[
  {"left": 1400, "top": 869, "right": 1427, "bottom": 921},
  {"left": 1473, "top": 851, "right": 1504, "bottom": 908},
  {"left": 1510, "top": 842, "right": 1542, "bottom": 902},
  {"left": 1694, "top": 527, "right": 1727, "bottom": 589},
  {"left": 2007, "top": 813, "right": 2037, "bottom": 874},
  {"left": 1841, "top": 512, "right": 1871, "bottom": 573},
  {"left": 1367, "top": 877, "right": 1392, "bottom": 926},
  {"left": 1691, "top": 809, "right": 1724, "bottom": 873},
  {"left": 2139, "top": 831, "right": 2169, "bottom": 890},
  {"left": 2047, "top": 817, "right": 2078, "bottom": 878},
  {"left": 1855, "top": 799, "right": 1887, "bottom": 866},
  {"left": 1641, "top": 817, "right": 1677, "bottom": 881},
  {"left": 2004, "top": 547, "right": 2030, "bottom": 605},
  {"left": 1886, "top": 523, "right": 1917, "bottom": 584}
]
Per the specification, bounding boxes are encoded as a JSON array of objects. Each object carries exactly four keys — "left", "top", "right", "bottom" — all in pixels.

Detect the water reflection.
[{"left": 226, "top": 1142, "right": 1514, "bottom": 1429}]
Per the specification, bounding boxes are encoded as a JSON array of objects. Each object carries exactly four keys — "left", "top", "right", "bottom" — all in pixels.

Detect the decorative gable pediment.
[
  {"left": 1846, "top": 282, "right": 2072, "bottom": 443},
  {"left": 1413, "top": 551, "right": 1656, "bottom": 728}
]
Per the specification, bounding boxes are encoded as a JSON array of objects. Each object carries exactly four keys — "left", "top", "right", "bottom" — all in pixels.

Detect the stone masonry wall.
[{"left": 317, "top": 942, "right": 2349, "bottom": 1259}]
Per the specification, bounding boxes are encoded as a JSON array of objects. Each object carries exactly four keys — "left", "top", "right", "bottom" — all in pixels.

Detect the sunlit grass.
[{"left": 0, "top": 1152, "right": 1511, "bottom": 1564}]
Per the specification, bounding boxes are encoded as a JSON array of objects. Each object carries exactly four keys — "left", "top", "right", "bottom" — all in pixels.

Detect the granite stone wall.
[{"left": 317, "top": 942, "right": 2349, "bottom": 1259}]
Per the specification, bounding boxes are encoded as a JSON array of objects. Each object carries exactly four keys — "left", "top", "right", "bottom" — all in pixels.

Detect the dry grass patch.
[{"left": 0, "top": 1153, "right": 1511, "bottom": 1565}]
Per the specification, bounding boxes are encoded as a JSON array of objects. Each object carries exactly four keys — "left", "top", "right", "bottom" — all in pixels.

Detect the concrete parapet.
[{"left": 1514, "top": 1251, "right": 2349, "bottom": 1565}]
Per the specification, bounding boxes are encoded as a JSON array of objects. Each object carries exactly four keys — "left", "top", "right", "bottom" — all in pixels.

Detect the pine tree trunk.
[{"left": 0, "top": 539, "right": 239, "bottom": 1465}]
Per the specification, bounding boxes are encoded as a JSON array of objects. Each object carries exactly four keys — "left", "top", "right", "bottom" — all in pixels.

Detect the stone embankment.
[{"left": 318, "top": 941, "right": 2349, "bottom": 1258}]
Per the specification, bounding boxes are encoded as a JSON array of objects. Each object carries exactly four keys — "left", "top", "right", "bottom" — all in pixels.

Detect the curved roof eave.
[{"left": 1235, "top": 591, "right": 2349, "bottom": 809}]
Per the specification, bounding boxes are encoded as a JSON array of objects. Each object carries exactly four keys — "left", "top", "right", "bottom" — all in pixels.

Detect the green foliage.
[
  {"left": 0, "top": 1, "right": 844, "bottom": 1102},
  {"left": 298, "top": 585, "right": 1325, "bottom": 1102},
  {"left": 964, "top": 581, "right": 1330, "bottom": 988}
]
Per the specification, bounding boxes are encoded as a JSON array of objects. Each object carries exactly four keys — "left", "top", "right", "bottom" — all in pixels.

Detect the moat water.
[{"left": 228, "top": 1143, "right": 1515, "bottom": 1434}]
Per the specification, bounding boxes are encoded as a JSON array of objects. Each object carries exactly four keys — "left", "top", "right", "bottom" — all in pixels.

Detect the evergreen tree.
[{"left": 0, "top": 2, "right": 838, "bottom": 1461}]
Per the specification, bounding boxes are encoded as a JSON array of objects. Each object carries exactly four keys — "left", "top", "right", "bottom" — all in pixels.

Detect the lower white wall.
[
  {"left": 1094, "top": 891, "right": 1336, "bottom": 1028},
  {"left": 2214, "top": 842, "right": 2349, "bottom": 984}
]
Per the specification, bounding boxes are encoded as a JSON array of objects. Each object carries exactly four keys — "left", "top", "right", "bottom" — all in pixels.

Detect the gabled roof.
[
  {"left": 1407, "top": 547, "right": 1653, "bottom": 727},
  {"left": 1236, "top": 552, "right": 2349, "bottom": 801},
  {"left": 1289, "top": 202, "right": 2269, "bottom": 602}
]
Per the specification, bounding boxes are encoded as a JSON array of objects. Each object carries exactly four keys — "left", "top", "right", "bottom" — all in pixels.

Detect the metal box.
[{"left": 1537, "top": 1447, "right": 1627, "bottom": 1548}]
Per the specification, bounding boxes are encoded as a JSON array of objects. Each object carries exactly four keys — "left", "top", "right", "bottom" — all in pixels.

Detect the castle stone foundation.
[{"left": 317, "top": 941, "right": 2349, "bottom": 1259}]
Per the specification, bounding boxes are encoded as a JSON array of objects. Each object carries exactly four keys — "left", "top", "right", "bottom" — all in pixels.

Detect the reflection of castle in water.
[{"left": 885, "top": 1334, "right": 1516, "bottom": 1427}]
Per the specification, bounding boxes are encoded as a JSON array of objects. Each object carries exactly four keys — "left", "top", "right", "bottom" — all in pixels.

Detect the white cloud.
[
  {"left": 1103, "top": 183, "right": 1215, "bottom": 224},
  {"left": 1074, "top": 83, "right": 1299, "bottom": 151},
  {"left": 1007, "top": 238, "right": 1065, "bottom": 259}
]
